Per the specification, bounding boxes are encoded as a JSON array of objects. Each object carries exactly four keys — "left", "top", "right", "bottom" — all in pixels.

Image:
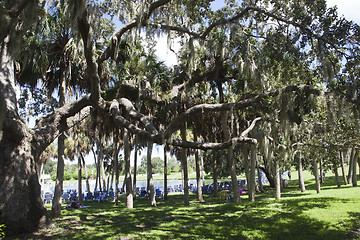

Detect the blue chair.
[
  {"left": 155, "top": 188, "right": 163, "bottom": 200},
  {"left": 43, "top": 192, "right": 53, "bottom": 204},
  {"left": 85, "top": 192, "right": 93, "bottom": 202},
  {"left": 108, "top": 191, "right": 115, "bottom": 200},
  {"left": 62, "top": 192, "right": 70, "bottom": 203},
  {"left": 139, "top": 190, "right": 149, "bottom": 199}
]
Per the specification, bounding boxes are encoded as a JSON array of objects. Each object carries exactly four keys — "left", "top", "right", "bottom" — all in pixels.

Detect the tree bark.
[
  {"left": 352, "top": 150, "right": 358, "bottom": 187},
  {"left": 256, "top": 160, "right": 264, "bottom": 193},
  {"left": 298, "top": 153, "right": 306, "bottom": 192},
  {"left": 319, "top": 158, "right": 324, "bottom": 183},
  {"left": 0, "top": 45, "right": 52, "bottom": 235},
  {"left": 92, "top": 147, "right": 99, "bottom": 191},
  {"left": 200, "top": 150, "right": 205, "bottom": 186},
  {"left": 249, "top": 145, "right": 257, "bottom": 202},
  {"left": 51, "top": 63, "right": 67, "bottom": 217},
  {"left": 243, "top": 149, "right": 250, "bottom": 190},
  {"left": 180, "top": 125, "right": 189, "bottom": 206},
  {"left": 221, "top": 112, "right": 239, "bottom": 202},
  {"left": 334, "top": 163, "right": 341, "bottom": 188},
  {"left": 164, "top": 144, "right": 168, "bottom": 200},
  {"left": 194, "top": 133, "right": 204, "bottom": 202},
  {"left": 147, "top": 141, "right": 156, "bottom": 206},
  {"left": 347, "top": 149, "right": 353, "bottom": 184},
  {"left": 275, "top": 158, "right": 281, "bottom": 200},
  {"left": 78, "top": 153, "right": 82, "bottom": 204},
  {"left": 124, "top": 128, "right": 133, "bottom": 208},
  {"left": 80, "top": 152, "right": 90, "bottom": 193},
  {"left": 114, "top": 130, "right": 120, "bottom": 205},
  {"left": 212, "top": 150, "right": 218, "bottom": 197},
  {"left": 133, "top": 141, "right": 138, "bottom": 198},
  {"left": 313, "top": 158, "right": 321, "bottom": 193},
  {"left": 340, "top": 151, "right": 348, "bottom": 185}
]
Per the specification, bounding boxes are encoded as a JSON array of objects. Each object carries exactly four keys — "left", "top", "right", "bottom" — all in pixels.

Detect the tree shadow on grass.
[{"left": 14, "top": 193, "right": 358, "bottom": 240}]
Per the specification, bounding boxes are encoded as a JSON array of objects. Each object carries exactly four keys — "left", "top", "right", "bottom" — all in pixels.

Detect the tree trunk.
[
  {"left": 352, "top": 150, "right": 358, "bottom": 187},
  {"left": 275, "top": 158, "right": 281, "bottom": 200},
  {"left": 334, "top": 164, "right": 341, "bottom": 188},
  {"left": 298, "top": 153, "right": 306, "bottom": 192},
  {"left": 313, "top": 158, "right": 321, "bottom": 193},
  {"left": 212, "top": 150, "right": 218, "bottom": 197},
  {"left": 80, "top": 152, "right": 90, "bottom": 193},
  {"left": 319, "top": 158, "right": 324, "bottom": 184},
  {"left": 180, "top": 125, "right": 189, "bottom": 206},
  {"left": 51, "top": 65, "right": 66, "bottom": 217},
  {"left": 0, "top": 45, "right": 52, "bottom": 234},
  {"left": 147, "top": 141, "right": 156, "bottom": 206},
  {"left": 194, "top": 133, "right": 204, "bottom": 202},
  {"left": 114, "top": 130, "right": 120, "bottom": 205},
  {"left": 132, "top": 142, "right": 138, "bottom": 198},
  {"left": 164, "top": 144, "right": 168, "bottom": 200},
  {"left": 347, "top": 149, "right": 353, "bottom": 184},
  {"left": 340, "top": 151, "right": 348, "bottom": 185},
  {"left": 78, "top": 154, "right": 82, "bottom": 204},
  {"left": 124, "top": 128, "right": 133, "bottom": 208},
  {"left": 243, "top": 149, "right": 250, "bottom": 190},
  {"left": 200, "top": 150, "right": 205, "bottom": 186},
  {"left": 92, "top": 147, "right": 98, "bottom": 191},
  {"left": 99, "top": 137, "right": 106, "bottom": 191},
  {"left": 249, "top": 145, "right": 257, "bottom": 202},
  {"left": 259, "top": 158, "right": 275, "bottom": 188},
  {"left": 256, "top": 160, "right": 264, "bottom": 193},
  {"left": 220, "top": 112, "right": 239, "bottom": 202}
]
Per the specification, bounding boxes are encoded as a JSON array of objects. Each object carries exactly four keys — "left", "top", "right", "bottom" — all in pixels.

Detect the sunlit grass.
[{"left": 11, "top": 171, "right": 360, "bottom": 240}]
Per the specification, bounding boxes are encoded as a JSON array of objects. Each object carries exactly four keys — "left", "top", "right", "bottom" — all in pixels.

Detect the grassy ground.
[{"left": 10, "top": 170, "right": 360, "bottom": 240}]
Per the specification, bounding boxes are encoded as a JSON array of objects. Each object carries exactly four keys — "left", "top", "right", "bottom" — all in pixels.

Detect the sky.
[{"left": 59, "top": 1, "right": 360, "bottom": 165}]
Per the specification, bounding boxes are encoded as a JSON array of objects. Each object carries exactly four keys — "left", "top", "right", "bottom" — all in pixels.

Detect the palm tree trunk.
[
  {"left": 164, "top": 144, "right": 168, "bottom": 200},
  {"left": 132, "top": 142, "right": 138, "bottom": 198},
  {"left": 124, "top": 128, "right": 133, "bottom": 208},
  {"left": 313, "top": 158, "right": 321, "bottom": 193},
  {"left": 180, "top": 125, "right": 190, "bottom": 205},
  {"left": 249, "top": 145, "right": 257, "bottom": 202},
  {"left": 212, "top": 150, "right": 218, "bottom": 197},
  {"left": 114, "top": 130, "right": 120, "bottom": 205},
  {"left": 92, "top": 147, "right": 98, "bottom": 191},
  {"left": 352, "top": 150, "right": 358, "bottom": 187},
  {"left": 298, "top": 153, "right": 306, "bottom": 192},
  {"left": 220, "top": 112, "right": 239, "bottom": 202},
  {"left": 319, "top": 158, "right": 324, "bottom": 183},
  {"left": 275, "top": 158, "right": 281, "bottom": 200},
  {"left": 256, "top": 160, "right": 264, "bottom": 193},
  {"left": 348, "top": 149, "right": 354, "bottom": 184},
  {"left": 52, "top": 68, "right": 66, "bottom": 217},
  {"left": 200, "top": 150, "right": 205, "bottom": 186},
  {"left": 334, "top": 163, "right": 341, "bottom": 188},
  {"left": 243, "top": 149, "right": 250, "bottom": 191},
  {"left": 147, "top": 141, "right": 156, "bottom": 206},
  {"left": 194, "top": 132, "right": 204, "bottom": 202},
  {"left": 78, "top": 154, "right": 82, "bottom": 204},
  {"left": 340, "top": 151, "right": 348, "bottom": 185},
  {"left": 80, "top": 152, "right": 90, "bottom": 192}
]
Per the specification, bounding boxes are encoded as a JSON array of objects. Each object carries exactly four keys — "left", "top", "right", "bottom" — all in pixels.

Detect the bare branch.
[{"left": 241, "top": 117, "right": 262, "bottom": 137}]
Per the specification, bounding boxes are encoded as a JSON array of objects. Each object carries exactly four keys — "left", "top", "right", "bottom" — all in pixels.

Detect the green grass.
[{"left": 11, "top": 171, "right": 360, "bottom": 240}]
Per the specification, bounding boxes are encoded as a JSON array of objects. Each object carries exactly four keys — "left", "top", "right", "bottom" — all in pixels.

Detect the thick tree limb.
[{"left": 32, "top": 94, "right": 92, "bottom": 158}]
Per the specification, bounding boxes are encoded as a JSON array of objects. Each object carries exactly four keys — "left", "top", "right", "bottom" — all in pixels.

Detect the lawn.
[{"left": 10, "top": 171, "right": 360, "bottom": 240}]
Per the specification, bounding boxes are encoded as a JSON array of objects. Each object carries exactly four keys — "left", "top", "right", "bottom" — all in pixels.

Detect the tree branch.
[
  {"left": 97, "top": 0, "right": 171, "bottom": 64},
  {"left": 32, "top": 94, "right": 92, "bottom": 158}
]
